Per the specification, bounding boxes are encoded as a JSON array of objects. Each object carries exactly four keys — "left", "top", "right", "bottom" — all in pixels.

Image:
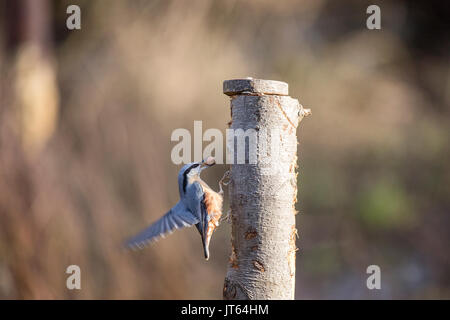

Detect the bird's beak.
[{"left": 200, "top": 156, "right": 216, "bottom": 169}]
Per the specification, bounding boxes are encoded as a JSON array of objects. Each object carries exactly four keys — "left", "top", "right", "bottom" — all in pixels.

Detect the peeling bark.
[{"left": 223, "top": 78, "right": 310, "bottom": 300}]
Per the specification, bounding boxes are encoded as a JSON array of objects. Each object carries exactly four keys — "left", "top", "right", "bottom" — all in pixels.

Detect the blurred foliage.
[
  {"left": 357, "top": 177, "right": 415, "bottom": 230},
  {"left": 0, "top": 0, "right": 449, "bottom": 299}
]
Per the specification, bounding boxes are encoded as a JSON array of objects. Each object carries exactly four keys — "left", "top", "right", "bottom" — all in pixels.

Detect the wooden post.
[{"left": 222, "top": 78, "right": 310, "bottom": 300}]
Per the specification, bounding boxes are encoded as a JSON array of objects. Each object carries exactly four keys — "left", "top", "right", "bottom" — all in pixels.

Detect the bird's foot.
[
  {"left": 218, "top": 170, "right": 231, "bottom": 195},
  {"left": 220, "top": 209, "right": 232, "bottom": 224}
]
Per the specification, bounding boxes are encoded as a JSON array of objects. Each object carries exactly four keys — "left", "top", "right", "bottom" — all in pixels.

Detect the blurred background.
[{"left": 0, "top": 0, "right": 449, "bottom": 299}]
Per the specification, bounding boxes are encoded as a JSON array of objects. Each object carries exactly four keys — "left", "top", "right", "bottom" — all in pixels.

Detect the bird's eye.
[{"left": 186, "top": 163, "right": 199, "bottom": 175}]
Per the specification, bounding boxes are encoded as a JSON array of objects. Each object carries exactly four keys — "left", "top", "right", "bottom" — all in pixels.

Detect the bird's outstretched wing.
[{"left": 126, "top": 201, "right": 199, "bottom": 249}]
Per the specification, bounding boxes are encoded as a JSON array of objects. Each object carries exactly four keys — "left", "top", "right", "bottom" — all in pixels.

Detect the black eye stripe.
[{"left": 182, "top": 163, "right": 200, "bottom": 193}]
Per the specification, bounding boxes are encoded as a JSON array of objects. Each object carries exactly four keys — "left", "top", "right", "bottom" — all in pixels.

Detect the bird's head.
[
  {"left": 181, "top": 156, "right": 216, "bottom": 176},
  {"left": 178, "top": 157, "right": 216, "bottom": 194}
]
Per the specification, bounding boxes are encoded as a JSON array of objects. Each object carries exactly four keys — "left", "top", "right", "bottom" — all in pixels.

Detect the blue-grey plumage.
[{"left": 126, "top": 156, "right": 222, "bottom": 260}]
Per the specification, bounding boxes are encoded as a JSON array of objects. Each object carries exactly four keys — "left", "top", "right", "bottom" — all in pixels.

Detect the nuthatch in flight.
[{"left": 126, "top": 156, "right": 228, "bottom": 260}]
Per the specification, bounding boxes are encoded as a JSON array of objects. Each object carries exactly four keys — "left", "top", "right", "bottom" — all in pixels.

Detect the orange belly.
[
  {"left": 189, "top": 176, "right": 224, "bottom": 242},
  {"left": 201, "top": 185, "right": 223, "bottom": 241}
]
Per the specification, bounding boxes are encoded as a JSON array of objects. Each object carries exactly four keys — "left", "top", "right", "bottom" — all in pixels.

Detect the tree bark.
[{"left": 222, "top": 78, "right": 310, "bottom": 300}]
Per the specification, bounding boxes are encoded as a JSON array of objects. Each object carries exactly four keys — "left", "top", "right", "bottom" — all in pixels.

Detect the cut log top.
[{"left": 223, "top": 78, "right": 289, "bottom": 96}]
